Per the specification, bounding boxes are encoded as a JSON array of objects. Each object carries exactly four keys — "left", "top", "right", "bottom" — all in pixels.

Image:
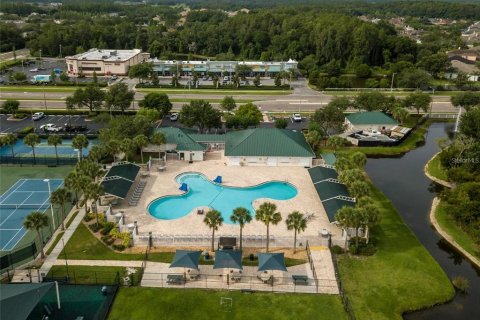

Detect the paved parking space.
[{"left": 0, "top": 114, "right": 105, "bottom": 134}]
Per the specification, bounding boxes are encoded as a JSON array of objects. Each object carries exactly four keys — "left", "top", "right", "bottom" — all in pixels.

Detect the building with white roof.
[{"left": 65, "top": 48, "right": 150, "bottom": 76}]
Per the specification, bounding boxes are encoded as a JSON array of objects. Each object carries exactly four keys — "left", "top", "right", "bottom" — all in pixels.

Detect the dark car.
[{"left": 64, "top": 123, "right": 88, "bottom": 133}]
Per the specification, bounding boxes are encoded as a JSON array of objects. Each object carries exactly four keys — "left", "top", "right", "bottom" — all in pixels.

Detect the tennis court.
[{"left": 0, "top": 179, "right": 63, "bottom": 251}]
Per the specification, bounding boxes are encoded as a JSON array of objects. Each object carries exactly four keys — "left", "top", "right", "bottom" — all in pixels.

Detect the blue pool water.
[
  {"left": 148, "top": 173, "right": 298, "bottom": 223},
  {"left": 0, "top": 138, "right": 96, "bottom": 157}
]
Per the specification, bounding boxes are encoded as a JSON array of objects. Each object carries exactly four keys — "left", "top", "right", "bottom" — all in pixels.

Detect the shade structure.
[
  {"left": 169, "top": 250, "right": 201, "bottom": 270},
  {"left": 258, "top": 253, "right": 287, "bottom": 272},
  {"left": 213, "top": 250, "right": 243, "bottom": 270},
  {"left": 0, "top": 283, "right": 54, "bottom": 320}
]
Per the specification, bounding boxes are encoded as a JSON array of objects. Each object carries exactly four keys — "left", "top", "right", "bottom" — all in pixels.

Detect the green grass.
[
  {"left": 108, "top": 287, "right": 347, "bottom": 320},
  {"left": 137, "top": 88, "right": 291, "bottom": 95},
  {"left": 0, "top": 165, "right": 74, "bottom": 193},
  {"left": 426, "top": 153, "right": 448, "bottom": 182},
  {"left": 169, "top": 98, "right": 254, "bottom": 103},
  {"left": 47, "top": 265, "right": 141, "bottom": 285},
  {"left": 435, "top": 200, "right": 480, "bottom": 260},
  {"left": 0, "top": 86, "right": 78, "bottom": 92},
  {"left": 45, "top": 231, "right": 64, "bottom": 256},
  {"left": 65, "top": 210, "right": 79, "bottom": 229},
  {"left": 337, "top": 184, "right": 454, "bottom": 320},
  {"left": 324, "top": 90, "right": 463, "bottom": 97}
]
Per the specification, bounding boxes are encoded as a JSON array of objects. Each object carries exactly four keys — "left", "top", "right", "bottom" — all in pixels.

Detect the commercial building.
[
  {"left": 65, "top": 48, "right": 150, "bottom": 76},
  {"left": 149, "top": 58, "right": 298, "bottom": 77},
  {"left": 345, "top": 112, "right": 398, "bottom": 132}
]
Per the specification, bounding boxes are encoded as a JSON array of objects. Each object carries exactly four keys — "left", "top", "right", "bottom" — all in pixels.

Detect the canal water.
[{"left": 364, "top": 122, "right": 480, "bottom": 319}]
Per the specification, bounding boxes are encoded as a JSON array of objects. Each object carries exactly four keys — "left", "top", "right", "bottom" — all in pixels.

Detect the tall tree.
[
  {"left": 220, "top": 96, "right": 237, "bottom": 112},
  {"left": 4, "top": 133, "right": 17, "bottom": 158},
  {"left": 24, "top": 211, "right": 49, "bottom": 258},
  {"left": 179, "top": 100, "right": 222, "bottom": 133},
  {"left": 67, "top": 85, "right": 105, "bottom": 112},
  {"left": 150, "top": 132, "right": 166, "bottom": 161},
  {"left": 392, "top": 107, "right": 410, "bottom": 125},
  {"left": 311, "top": 103, "right": 345, "bottom": 136},
  {"left": 404, "top": 91, "right": 432, "bottom": 116},
  {"left": 120, "top": 138, "right": 136, "bottom": 162},
  {"left": 105, "top": 82, "right": 135, "bottom": 114},
  {"left": 204, "top": 209, "right": 223, "bottom": 252},
  {"left": 128, "top": 62, "right": 153, "bottom": 83},
  {"left": 72, "top": 134, "right": 89, "bottom": 159},
  {"left": 349, "top": 181, "right": 370, "bottom": 199},
  {"left": 47, "top": 134, "right": 62, "bottom": 164},
  {"left": 451, "top": 91, "right": 480, "bottom": 112},
  {"left": 24, "top": 133, "right": 40, "bottom": 164},
  {"left": 138, "top": 92, "right": 172, "bottom": 117},
  {"left": 285, "top": 211, "right": 308, "bottom": 253},
  {"left": 335, "top": 206, "right": 356, "bottom": 250},
  {"left": 326, "top": 136, "right": 347, "bottom": 155},
  {"left": 51, "top": 188, "right": 72, "bottom": 230},
  {"left": 230, "top": 102, "right": 263, "bottom": 129},
  {"left": 3, "top": 99, "right": 20, "bottom": 117},
  {"left": 65, "top": 171, "right": 84, "bottom": 208},
  {"left": 255, "top": 202, "right": 282, "bottom": 252},
  {"left": 134, "top": 134, "right": 149, "bottom": 163},
  {"left": 230, "top": 207, "right": 252, "bottom": 250}
]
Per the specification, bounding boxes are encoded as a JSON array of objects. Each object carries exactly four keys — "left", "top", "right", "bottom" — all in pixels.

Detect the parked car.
[
  {"left": 32, "top": 112, "right": 45, "bottom": 121},
  {"left": 64, "top": 123, "right": 87, "bottom": 133},
  {"left": 292, "top": 113, "right": 302, "bottom": 122},
  {"left": 110, "top": 75, "right": 118, "bottom": 81},
  {"left": 29, "top": 68, "right": 39, "bottom": 72},
  {"left": 223, "top": 76, "right": 230, "bottom": 81},
  {"left": 40, "top": 123, "right": 62, "bottom": 132},
  {"left": 170, "top": 113, "right": 179, "bottom": 121}
]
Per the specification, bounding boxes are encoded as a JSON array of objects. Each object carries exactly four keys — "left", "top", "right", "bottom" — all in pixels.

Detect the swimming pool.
[{"left": 148, "top": 172, "right": 298, "bottom": 223}]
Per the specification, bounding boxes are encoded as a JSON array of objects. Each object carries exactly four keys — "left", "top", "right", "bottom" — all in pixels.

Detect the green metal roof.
[
  {"left": 314, "top": 181, "right": 350, "bottom": 201},
  {"left": 322, "top": 198, "right": 355, "bottom": 222},
  {"left": 101, "top": 163, "right": 140, "bottom": 199},
  {"left": 346, "top": 112, "right": 398, "bottom": 125},
  {"left": 320, "top": 153, "right": 337, "bottom": 166},
  {"left": 308, "top": 166, "right": 338, "bottom": 182},
  {"left": 224, "top": 128, "right": 315, "bottom": 157},
  {"left": 0, "top": 283, "right": 54, "bottom": 320},
  {"left": 156, "top": 127, "right": 207, "bottom": 151},
  {"left": 189, "top": 134, "right": 227, "bottom": 142}
]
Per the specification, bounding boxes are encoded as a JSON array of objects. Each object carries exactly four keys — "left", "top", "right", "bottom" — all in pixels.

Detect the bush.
[
  {"left": 452, "top": 276, "right": 469, "bottom": 293},
  {"left": 331, "top": 245, "right": 344, "bottom": 254},
  {"left": 101, "top": 222, "right": 116, "bottom": 235},
  {"left": 275, "top": 117, "right": 288, "bottom": 129},
  {"left": 18, "top": 126, "right": 34, "bottom": 136},
  {"left": 14, "top": 113, "right": 27, "bottom": 119},
  {"left": 83, "top": 212, "right": 95, "bottom": 222},
  {"left": 101, "top": 235, "right": 115, "bottom": 246},
  {"left": 112, "top": 244, "right": 126, "bottom": 251},
  {"left": 88, "top": 223, "right": 102, "bottom": 233},
  {"left": 348, "top": 237, "right": 377, "bottom": 256},
  {"left": 355, "top": 64, "right": 371, "bottom": 78}
]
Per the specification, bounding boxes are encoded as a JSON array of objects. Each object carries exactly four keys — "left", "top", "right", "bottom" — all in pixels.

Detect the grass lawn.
[
  {"left": 45, "top": 231, "right": 64, "bottom": 255},
  {"left": 47, "top": 265, "right": 141, "bottom": 285},
  {"left": 137, "top": 88, "right": 291, "bottom": 95},
  {"left": 0, "top": 165, "right": 74, "bottom": 193},
  {"left": 108, "top": 287, "right": 347, "bottom": 320},
  {"left": 324, "top": 90, "right": 462, "bottom": 97},
  {"left": 0, "top": 86, "right": 77, "bottom": 92},
  {"left": 426, "top": 153, "right": 448, "bottom": 182},
  {"left": 337, "top": 185, "right": 454, "bottom": 320},
  {"left": 63, "top": 223, "right": 306, "bottom": 266},
  {"left": 435, "top": 200, "right": 480, "bottom": 260}
]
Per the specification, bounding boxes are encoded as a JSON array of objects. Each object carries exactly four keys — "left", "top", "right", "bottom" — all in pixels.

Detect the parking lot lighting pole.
[
  {"left": 43, "top": 179, "right": 56, "bottom": 230},
  {"left": 390, "top": 73, "right": 396, "bottom": 93}
]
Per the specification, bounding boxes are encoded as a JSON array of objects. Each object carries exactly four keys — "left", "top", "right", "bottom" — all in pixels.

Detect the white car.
[
  {"left": 170, "top": 113, "right": 179, "bottom": 121},
  {"left": 32, "top": 112, "right": 45, "bottom": 121},
  {"left": 40, "top": 123, "right": 62, "bottom": 132},
  {"left": 29, "top": 68, "right": 39, "bottom": 72},
  {"left": 292, "top": 113, "right": 302, "bottom": 122}
]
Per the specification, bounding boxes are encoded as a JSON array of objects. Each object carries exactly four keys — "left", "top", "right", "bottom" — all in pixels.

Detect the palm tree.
[
  {"left": 285, "top": 211, "right": 308, "bottom": 253},
  {"left": 72, "top": 134, "right": 89, "bottom": 160},
  {"left": 24, "top": 133, "right": 40, "bottom": 164},
  {"left": 88, "top": 145, "right": 104, "bottom": 163},
  {"left": 335, "top": 206, "right": 356, "bottom": 250},
  {"left": 75, "top": 160, "right": 102, "bottom": 182},
  {"left": 203, "top": 209, "right": 223, "bottom": 252},
  {"left": 350, "top": 152, "right": 367, "bottom": 168},
  {"left": 120, "top": 138, "right": 136, "bottom": 162},
  {"left": 255, "top": 202, "right": 282, "bottom": 252},
  {"left": 106, "top": 139, "right": 120, "bottom": 162},
  {"left": 134, "top": 134, "right": 149, "bottom": 163},
  {"left": 51, "top": 188, "right": 72, "bottom": 230},
  {"left": 392, "top": 107, "right": 409, "bottom": 125},
  {"left": 348, "top": 181, "right": 370, "bottom": 199},
  {"left": 150, "top": 132, "right": 166, "bottom": 161},
  {"left": 4, "top": 133, "right": 17, "bottom": 158},
  {"left": 338, "top": 168, "right": 365, "bottom": 187},
  {"left": 65, "top": 171, "right": 87, "bottom": 208},
  {"left": 326, "top": 136, "right": 346, "bottom": 155},
  {"left": 83, "top": 182, "right": 104, "bottom": 226},
  {"left": 357, "top": 197, "right": 381, "bottom": 244},
  {"left": 23, "top": 211, "right": 49, "bottom": 258},
  {"left": 79, "top": 178, "right": 96, "bottom": 215},
  {"left": 334, "top": 156, "right": 353, "bottom": 172},
  {"left": 47, "top": 134, "right": 63, "bottom": 164},
  {"left": 230, "top": 207, "right": 252, "bottom": 250},
  {"left": 306, "top": 130, "right": 323, "bottom": 152}
]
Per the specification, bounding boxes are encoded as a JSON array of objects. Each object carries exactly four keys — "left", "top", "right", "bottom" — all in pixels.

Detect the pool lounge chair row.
[
  {"left": 129, "top": 180, "right": 147, "bottom": 206},
  {"left": 147, "top": 234, "right": 275, "bottom": 243}
]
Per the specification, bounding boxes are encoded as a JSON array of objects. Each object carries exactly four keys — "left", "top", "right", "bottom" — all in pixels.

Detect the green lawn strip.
[
  {"left": 46, "top": 265, "right": 141, "bottom": 285},
  {"left": 426, "top": 153, "right": 448, "bottom": 181},
  {"left": 337, "top": 185, "right": 454, "bottom": 320},
  {"left": 0, "top": 165, "right": 74, "bottom": 193},
  {"left": 65, "top": 210, "right": 79, "bottom": 229},
  {"left": 169, "top": 98, "right": 254, "bottom": 103},
  {"left": 137, "top": 88, "right": 291, "bottom": 95},
  {"left": 435, "top": 200, "right": 480, "bottom": 260},
  {"left": 108, "top": 287, "right": 347, "bottom": 320},
  {"left": 324, "top": 91, "right": 462, "bottom": 97},
  {"left": 0, "top": 86, "right": 77, "bottom": 92},
  {"left": 45, "top": 231, "right": 65, "bottom": 255}
]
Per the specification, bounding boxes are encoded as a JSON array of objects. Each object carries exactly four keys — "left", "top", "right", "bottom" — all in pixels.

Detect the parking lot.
[{"left": 0, "top": 114, "right": 105, "bottom": 134}]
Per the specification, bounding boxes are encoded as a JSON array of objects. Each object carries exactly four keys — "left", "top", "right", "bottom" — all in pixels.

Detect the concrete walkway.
[
  {"left": 53, "top": 259, "right": 143, "bottom": 268},
  {"left": 39, "top": 207, "right": 86, "bottom": 277}
]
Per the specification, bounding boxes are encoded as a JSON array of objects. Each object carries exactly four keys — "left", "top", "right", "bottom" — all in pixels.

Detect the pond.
[{"left": 364, "top": 122, "right": 480, "bottom": 319}]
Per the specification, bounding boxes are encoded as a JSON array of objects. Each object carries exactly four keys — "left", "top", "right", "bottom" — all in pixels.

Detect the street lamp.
[
  {"left": 43, "top": 179, "right": 55, "bottom": 231},
  {"left": 73, "top": 148, "right": 80, "bottom": 161},
  {"left": 390, "top": 73, "right": 396, "bottom": 93},
  {"left": 62, "top": 238, "right": 69, "bottom": 280}
]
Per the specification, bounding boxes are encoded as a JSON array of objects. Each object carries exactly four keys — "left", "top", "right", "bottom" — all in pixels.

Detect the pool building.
[{"left": 148, "top": 127, "right": 316, "bottom": 167}]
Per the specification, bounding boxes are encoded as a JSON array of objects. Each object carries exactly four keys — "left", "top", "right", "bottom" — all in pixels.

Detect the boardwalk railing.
[{"left": 305, "top": 240, "right": 319, "bottom": 291}]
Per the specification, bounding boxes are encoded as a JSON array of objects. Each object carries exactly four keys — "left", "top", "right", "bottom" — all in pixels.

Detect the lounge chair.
[
  {"left": 167, "top": 274, "right": 185, "bottom": 285},
  {"left": 292, "top": 275, "right": 308, "bottom": 285}
]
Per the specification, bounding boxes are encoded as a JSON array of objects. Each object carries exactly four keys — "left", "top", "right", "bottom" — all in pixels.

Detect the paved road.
[{"left": 0, "top": 79, "right": 459, "bottom": 112}]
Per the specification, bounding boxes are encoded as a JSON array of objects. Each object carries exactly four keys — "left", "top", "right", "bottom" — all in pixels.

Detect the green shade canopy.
[
  {"left": 258, "top": 253, "right": 287, "bottom": 272},
  {"left": 314, "top": 181, "right": 350, "bottom": 201},
  {"left": 213, "top": 250, "right": 243, "bottom": 270},
  {"left": 322, "top": 198, "right": 356, "bottom": 222},
  {"left": 101, "top": 162, "right": 140, "bottom": 199},
  {"left": 320, "top": 153, "right": 337, "bottom": 166},
  {"left": 0, "top": 283, "right": 54, "bottom": 320},
  {"left": 308, "top": 166, "right": 338, "bottom": 182},
  {"left": 169, "top": 250, "right": 201, "bottom": 270}
]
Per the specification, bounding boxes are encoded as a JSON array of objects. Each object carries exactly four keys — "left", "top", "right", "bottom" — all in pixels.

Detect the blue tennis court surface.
[{"left": 0, "top": 179, "right": 63, "bottom": 251}]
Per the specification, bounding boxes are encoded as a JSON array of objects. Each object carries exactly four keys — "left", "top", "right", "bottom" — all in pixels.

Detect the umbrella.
[
  {"left": 258, "top": 253, "right": 287, "bottom": 272},
  {"left": 169, "top": 250, "right": 201, "bottom": 270},
  {"left": 213, "top": 250, "right": 243, "bottom": 270}
]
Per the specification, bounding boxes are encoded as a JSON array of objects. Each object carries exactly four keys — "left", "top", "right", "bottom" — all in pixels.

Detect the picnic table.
[
  {"left": 292, "top": 275, "right": 308, "bottom": 285},
  {"left": 167, "top": 274, "right": 185, "bottom": 285}
]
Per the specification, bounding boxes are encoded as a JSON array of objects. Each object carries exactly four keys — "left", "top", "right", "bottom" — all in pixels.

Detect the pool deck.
[{"left": 114, "top": 155, "right": 342, "bottom": 245}]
